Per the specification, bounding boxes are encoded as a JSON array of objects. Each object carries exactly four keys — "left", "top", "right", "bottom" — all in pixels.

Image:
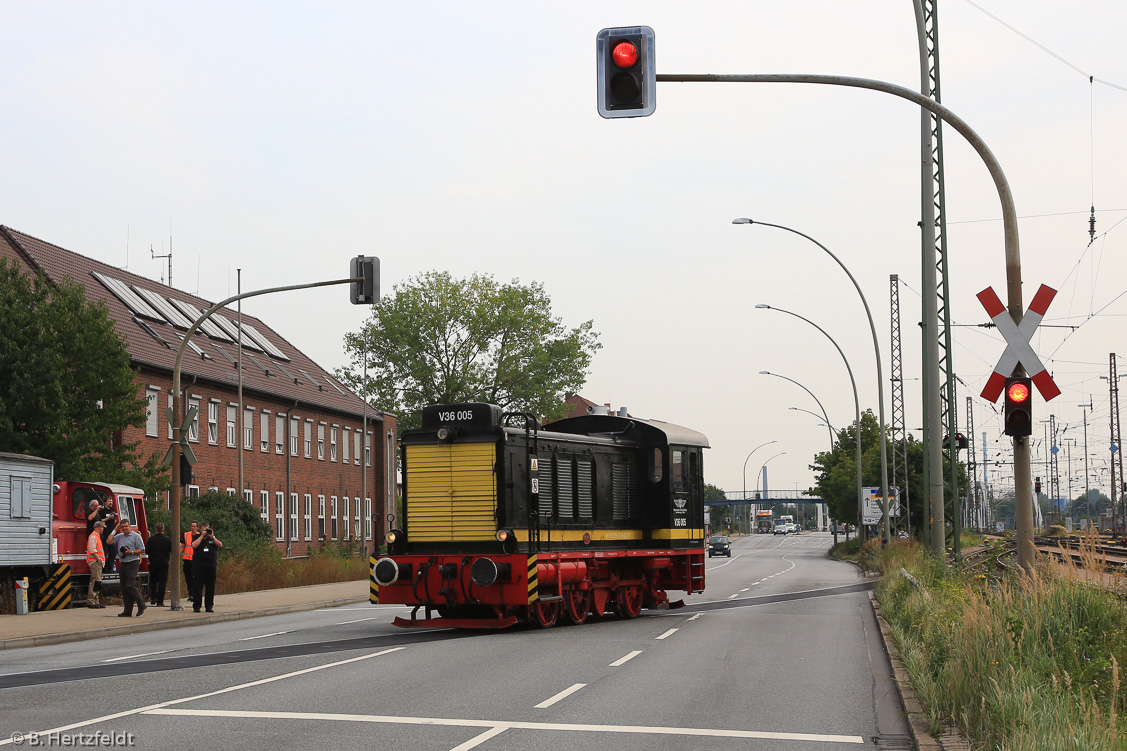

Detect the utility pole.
[{"left": 1081, "top": 397, "right": 1093, "bottom": 530}]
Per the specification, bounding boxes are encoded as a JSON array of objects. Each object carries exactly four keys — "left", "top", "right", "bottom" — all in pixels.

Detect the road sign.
[
  {"left": 862, "top": 487, "right": 900, "bottom": 525},
  {"left": 977, "top": 284, "right": 1060, "bottom": 402}
]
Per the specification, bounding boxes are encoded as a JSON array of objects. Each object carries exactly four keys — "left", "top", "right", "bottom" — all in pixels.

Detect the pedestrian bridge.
[{"left": 706, "top": 490, "right": 825, "bottom": 506}]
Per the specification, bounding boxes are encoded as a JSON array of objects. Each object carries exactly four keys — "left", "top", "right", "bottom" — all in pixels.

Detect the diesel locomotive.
[{"left": 370, "top": 402, "right": 708, "bottom": 628}]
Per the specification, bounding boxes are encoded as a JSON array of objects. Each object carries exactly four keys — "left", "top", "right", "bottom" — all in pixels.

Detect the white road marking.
[
  {"left": 449, "top": 725, "right": 509, "bottom": 751},
  {"left": 655, "top": 628, "right": 678, "bottom": 640},
  {"left": 727, "top": 594, "right": 739, "bottom": 599},
  {"left": 534, "top": 683, "right": 587, "bottom": 709},
  {"left": 146, "top": 707, "right": 865, "bottom": 745},
  {"left": 609, "top": 651, "right": 643, "bottom": 667},
  {"left": 238, "top": 631, "right": 291, "bottom": 641},
  {"left": 739, "top": 588, "right": 750, "bottom": 592},
  {"left": 688, "top": 613, "right": 702, "bottom": 621},
  {"left": 102, "top": 650, "right": 172, "bottom": 662},
  {"left": 336, "top": 617, "right": 376, "bottom": 625},
  {"left": 0, "top": 648, "right": 406, "bottom": 747}
]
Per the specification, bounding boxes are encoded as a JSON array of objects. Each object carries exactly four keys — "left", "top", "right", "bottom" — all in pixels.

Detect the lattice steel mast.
[{"left": 890, "top": 275, "right": 910, "bottom": 534}]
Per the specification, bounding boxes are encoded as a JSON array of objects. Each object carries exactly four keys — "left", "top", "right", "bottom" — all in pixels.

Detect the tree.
[
  {"left": 0, "top": 259, "right": 168, "bottom": 498},
  {"left": 338, "top": 271, "right": 600, "bottom": 431},
  {"left": 808, "top": 409, "right": 966, "bottom": 536}
]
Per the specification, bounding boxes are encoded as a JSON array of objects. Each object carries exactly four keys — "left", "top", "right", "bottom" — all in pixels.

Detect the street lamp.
[
  {"left": 756, "top": 303, "right": 864, "bottom": 538},
  {"left": 738, "top": 218, "right": 891, "bottom": 546},
  {"left": 742, "top": 440, "right": 778, "bottom": 534},
  {"left": 759, "top": 370, "right": 835, "bottom": 448},
  {"left": 758, "top": 451, "right": 787, "bottom": 504},
  {"left": 789, "top": 407, "right": 836, "bottom": 449}
]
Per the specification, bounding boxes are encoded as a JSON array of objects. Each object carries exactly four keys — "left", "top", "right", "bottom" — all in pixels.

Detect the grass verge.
[
  {"left": 214, "top": 543, "right": 369, "bottom": 595},
  {"left": 871, "top": 536, "right": 1127, "bottom": 750}
]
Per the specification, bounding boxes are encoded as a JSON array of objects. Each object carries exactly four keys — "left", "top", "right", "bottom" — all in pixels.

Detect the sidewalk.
[{"left": 0, "top": 579, "right": 369, "bottom": 651}]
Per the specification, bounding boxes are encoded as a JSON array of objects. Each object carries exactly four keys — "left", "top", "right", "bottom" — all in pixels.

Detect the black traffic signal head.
[
  {"left": 1003, "top": 376, "right": 1033, "bottom": 437},
  {"left": 1035, "top": 477, "right": 1042, "bottom": 495},
  {"left": 350, "top": 256, "right": 380, "bottom": 305},
  {"left": 597, "top": 26, "right": 656, "bottom": 118}
]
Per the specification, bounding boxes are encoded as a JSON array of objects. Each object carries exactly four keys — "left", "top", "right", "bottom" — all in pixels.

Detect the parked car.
[{"left": 708, "top": 535, "right": 732, "bottom": 557}]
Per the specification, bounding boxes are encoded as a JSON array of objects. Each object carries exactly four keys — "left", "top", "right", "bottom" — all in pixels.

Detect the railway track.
[{"left": 981, "top": 533, "right": 1127, "bottom": 573}]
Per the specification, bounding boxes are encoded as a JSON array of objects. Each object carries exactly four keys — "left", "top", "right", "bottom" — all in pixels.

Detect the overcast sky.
[{"left": 4, "top": 2, "right": 1126, "bottom": 500}]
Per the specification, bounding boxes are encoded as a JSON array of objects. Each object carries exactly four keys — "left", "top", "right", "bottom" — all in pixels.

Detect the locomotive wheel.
[
  {"left": 530, "top": 599, "right": 559, "bottom": 628},
  {"left": 614, "top": 567, "right": 643, "bottom": 619},
  {"left": 564, "top": 589, "right": 591, "bottom": 625}
]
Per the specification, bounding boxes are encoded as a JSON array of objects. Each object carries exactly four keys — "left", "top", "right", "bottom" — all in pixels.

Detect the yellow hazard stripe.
[
  {"left": 513, "top": 528, "right": 643, "bottom": 542},
  {"left": 527, "top": 554, "right": 538, "bottom": 604},
  {"left": 368, "top": 555, "right": 379, "bottom": 604},
  {"left": 37, "top": 564, "right": 71, "bottom": 611}
]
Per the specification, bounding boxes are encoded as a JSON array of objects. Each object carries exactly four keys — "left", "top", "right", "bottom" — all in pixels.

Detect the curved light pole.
[
  {"left": 756, "top": 304, "right": 863, "bottom": 537},
  {"left": 760, "top": 370, "right": 835, "bottom": 447},
  {"left": 742, "top": 440, "right": 778, "bottom": 534},
  {"left": 758, "top": 451, "right": 787, "bottom": 503},
  {"left": 739, "top": 219, "right": 890, "bottom": 546},
  {"left": 789, "top": 407, "right": 836, "bottom": 450}
]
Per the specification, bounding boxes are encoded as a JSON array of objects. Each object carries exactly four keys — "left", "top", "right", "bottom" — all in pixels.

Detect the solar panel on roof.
[
  {"left": 211, "top": 344, "right": 238, "bottom": 366},
  {"left": 241, "top": 322, "right": 290, "bottom": 361},
  {"left": 92, "top": 272, "right": 162, "bottom": 320},
  {"left": 274, "top": 362, "right": 301, "bottom": 383},
  {"left": 324, "top": 376, "right": 350, "bottom": 396},
  {"left": 131, "top": 286, "right": 194, "bottom": 329},
  {"left": 297, "top": 368, "right": 327, "bottom": 391},
  {"left": 212, "top": 315, "right": 264, "bottom": 352},
  {"left": 177, "top": 335, "right": 212, "bottom": 360},
  {"left": 244, "top": 352, "right": 273, "bottom": 376},
  {"left": 168, "top": 298, "right": 233, "bottom": 342},
  {"left": 132, "top": 317, "right": 172, "bottom": 349}
]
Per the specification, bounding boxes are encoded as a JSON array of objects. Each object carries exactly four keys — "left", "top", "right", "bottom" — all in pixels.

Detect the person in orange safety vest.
[
  {"left": 183, "top": 521, "right": 198, "bottom": 596},
  {"left": 86, "top": 520, "right": 114, "bottom": 608}
]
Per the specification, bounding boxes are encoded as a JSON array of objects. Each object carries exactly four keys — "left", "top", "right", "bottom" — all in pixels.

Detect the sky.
[{"left": 3, "top": 1, "right": 1126, "bottom": 503}]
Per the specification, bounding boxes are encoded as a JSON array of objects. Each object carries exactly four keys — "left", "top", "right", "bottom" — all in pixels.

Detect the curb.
[
  {"left": 869, "top": 591, "right": 941, "bottom": 751},
  {"left": 0, "top": 596, "right": 368, "bottom": 651}
]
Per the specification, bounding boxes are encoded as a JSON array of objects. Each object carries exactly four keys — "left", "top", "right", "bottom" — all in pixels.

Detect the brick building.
[{"left": 0, "top": 225, "right": 396, "bottom": 557}]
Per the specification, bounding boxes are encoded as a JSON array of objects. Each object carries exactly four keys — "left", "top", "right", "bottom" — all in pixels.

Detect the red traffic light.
[
  {"left": 1006, "top": 381, "right": 1030, "bottom": 403},
  {"left": 612, "top": 41, "right": 638, "bottom": 68}
]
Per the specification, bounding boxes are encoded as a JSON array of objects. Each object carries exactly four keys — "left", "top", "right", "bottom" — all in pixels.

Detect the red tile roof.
[{"left": 1, "top": 225, "right": 380, "bottom": 420}]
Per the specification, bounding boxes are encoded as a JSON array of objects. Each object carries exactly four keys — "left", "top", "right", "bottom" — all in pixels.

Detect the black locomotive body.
[{"left": 370, "top": 402, "right": 708, "bottom": 628}]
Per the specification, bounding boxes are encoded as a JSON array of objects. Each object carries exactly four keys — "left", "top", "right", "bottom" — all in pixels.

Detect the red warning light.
[
  {"left": 612, "top": 41, "right": 638, "bottom": 68},
  {"left": 1007, "top": 381, "right": 1031, "bottom": 403}
]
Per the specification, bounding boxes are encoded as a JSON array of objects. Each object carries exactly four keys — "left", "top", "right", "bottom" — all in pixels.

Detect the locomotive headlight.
[
  {"left": 496, "top": 528, "right": 515, "bottom": 543},
  {"left": 385, "top": 529, "right": 403, "bottom": 545},
  {"left": 373, "top": 557, "right": 402, "bottom": 586},
  {"left": 436, "top": 426, "right": 457, "bottom": 442}
]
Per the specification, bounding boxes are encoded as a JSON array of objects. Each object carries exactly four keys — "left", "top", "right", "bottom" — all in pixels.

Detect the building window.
[
  {"left": 317, "top": 424, "right": 326, "bottom": 461},
  {"left": 188, "top": 397, "right": 200, "bottom": 442},
  {"left": 167, "top": 393, "right": 174, "bottom": 440},
  {"left": 354, "top": 431, "right": 361, "bottom": 465},
  {"left": 260, "top": 412, "right": 269, "bottom": 452},
  {"left": 330, "top": 495, "right": 338, "bottom": 540},
  {"left": 355, "top": 496, "right": 362, "bottom": 540},
  {"left": 289, "top": 493, "right": 298, "bottom": 541},
  {"left": 304, "top": 420, "right": 312, "bottom": 458},
  {"left": 365, "top": 433, "right": 371, "bottom": 466},
  {"left": 226, "top": 487, "right": 236, "bottom": 496},
  {"left": 290, "top": 417, "right": 299, "bottom": 456},
  {"left": 276, "top": 414, "right": 285, "bottom": 454},
  {"left": 330, "top": 426, "right": 338, "bottom": 462},
  {"left": 243, "top": 488, "right": 252, "bottom": 505},
  {"left": 187, "top": 485, "right": 200, "bottom": 498},
  {"left": 342, "top": 428, "right": 350, "bottom": 464},
  {"left": 227, "top": 405, "right": 237, "bottom": 448},
  {"left": 275, "top": 491, "right": 285, "bottom": 541},
  {"left": 341, "top": 497, "right": 350, "bottom": 540},
  {"left": 303, "top": 494, "right": 312, "bottom": 540},
  {"left": 208, "top": 401, "right": 219, "bottom": 445},
  {"left": 365, "top": 497, "right": 372, "bottom": 541},
  {"left": 145, "top": 387, "right": 159, "bottom": 437},
  {"left": 260, "top": 490, "right": 269, "bottom": 525},
  {"left": 244, "top": 407, "right": 254, "bottom": 450},
  {"left": 318, "top": 495, "right": 326, "bottom": 538},
  {"left": 209, "top": 486, "right": 219, "bottom": 494}
]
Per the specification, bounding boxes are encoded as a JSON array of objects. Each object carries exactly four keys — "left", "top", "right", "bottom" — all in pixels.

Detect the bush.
[{"left": 181, "top": 490, "right": 274, "bottom": 559}]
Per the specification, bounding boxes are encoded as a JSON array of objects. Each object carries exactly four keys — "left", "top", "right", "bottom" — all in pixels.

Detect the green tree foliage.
[
  {"left": 0, "top": 259, "right": 168, "bottom": 499},
  {"left": 808, "top": 409, "right": 966, "bottom": 534},
  {"left": 338, "top": 271, "right": 600, "bottom": 431},
  {"left": 177, "top": 490, "right": 275, "bottom": 559}
]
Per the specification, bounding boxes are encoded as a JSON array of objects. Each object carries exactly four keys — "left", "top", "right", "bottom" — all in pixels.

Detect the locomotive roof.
[{"left": 541, "top": 414, "right": 709, "bottom": 449}]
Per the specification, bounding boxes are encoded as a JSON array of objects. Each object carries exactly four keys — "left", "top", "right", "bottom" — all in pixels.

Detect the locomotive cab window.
[
  {"left": 649, "top": 448, "right": 663, "bottom": 483},
  {"left": 671, "top": 450, "right": 685, "bottom": 493}
]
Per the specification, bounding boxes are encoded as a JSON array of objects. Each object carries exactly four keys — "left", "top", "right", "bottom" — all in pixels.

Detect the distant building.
[
  {"left": 0, "top": 225, "right": 395, "bottom": 556},
  {"left": 562, "top": 393, "right": 630, "bottom": 420}
]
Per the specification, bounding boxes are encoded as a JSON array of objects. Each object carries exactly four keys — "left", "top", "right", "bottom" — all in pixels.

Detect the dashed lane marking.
[
  {"left": 146, "top": 707, "right": 865, "bottom": 745},
  {"left": 688, "top": 613, "right": 702, "bottom": 621},
  {"left": 534, "top": 683, "right": 587, "bottom": 709},
  {"left": 609, "top": 650, "right": 642, "bottom": 667},
  {"left": 655, "top": 628, "right": 678, "bottom": 640},
  {"left": 102, "top": 650, "right": 172, "bottom": 663},
  {"left": 336, "top": 617, "right": 376, "bottom": 625},
  {"left": 238, "top": 631, "right": 291, "bottom": 641}
]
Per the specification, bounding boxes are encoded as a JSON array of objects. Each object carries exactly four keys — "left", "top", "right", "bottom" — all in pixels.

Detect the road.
[{"left": 0, "top": 532, "right": 910, "bottom": 750}]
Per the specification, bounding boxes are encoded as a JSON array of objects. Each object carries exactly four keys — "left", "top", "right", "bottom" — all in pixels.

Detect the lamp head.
[
  {"left": 755, "top": 304, "right": 770, "bottom": 309},
  {"left": 732, "top": 218, "right": 754, "bottom": 225},
  {"left": 759, "top": 370, "right": 770, "bottom": 375}
]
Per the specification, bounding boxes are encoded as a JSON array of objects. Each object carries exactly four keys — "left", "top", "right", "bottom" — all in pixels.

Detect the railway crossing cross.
[{"left": 977, "top": 284, "right": 1061, "bottom": 402}]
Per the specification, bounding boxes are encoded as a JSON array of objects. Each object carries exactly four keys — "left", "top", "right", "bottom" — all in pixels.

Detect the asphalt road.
[{"left": 0, "top": 532, "right": 909, "bottom": 750}]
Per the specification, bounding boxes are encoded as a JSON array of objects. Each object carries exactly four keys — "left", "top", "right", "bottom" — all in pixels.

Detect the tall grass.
[
  {"left": 213, "top": 545, "right": 369, "bottom": 595},
  {"left": 873, "top": 537, "right": 1127, "bottom": 750}
]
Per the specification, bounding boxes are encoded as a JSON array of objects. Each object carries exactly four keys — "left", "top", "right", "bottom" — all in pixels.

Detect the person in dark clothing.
[
  {"left": 191, "top": 522, "right": 223, "bottom": 613},
  {"left": 98, "top": 498, "right": 119, "bottom": 572},
  {"left": 146, "top": 522, "right": 172, "bottom": 606}
]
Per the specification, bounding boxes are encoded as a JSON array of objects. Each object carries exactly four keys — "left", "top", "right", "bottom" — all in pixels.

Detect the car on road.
[
  {"left": 708, "top": 535, "right": 732, "bottom": 557},
  {"left": 773, "top": 521, "right": 789, "bottom": 535}
]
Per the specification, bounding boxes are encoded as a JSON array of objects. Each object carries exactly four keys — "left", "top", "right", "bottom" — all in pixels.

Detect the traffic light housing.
[
  {"left": 1003, "top": 376, "right": 1033, "bottom": 437},
  {"left": 1035, "top": 477, "right": 1042, "bottom": 495},
  {"left": 179, "top": 453, "right": 193, "bottom": 487},
  {"left": 596, "top": 26, "right": 656, "bottom": 118},
  {"left": 350, "top": 256, "right": 380, "bottom": 305}
]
